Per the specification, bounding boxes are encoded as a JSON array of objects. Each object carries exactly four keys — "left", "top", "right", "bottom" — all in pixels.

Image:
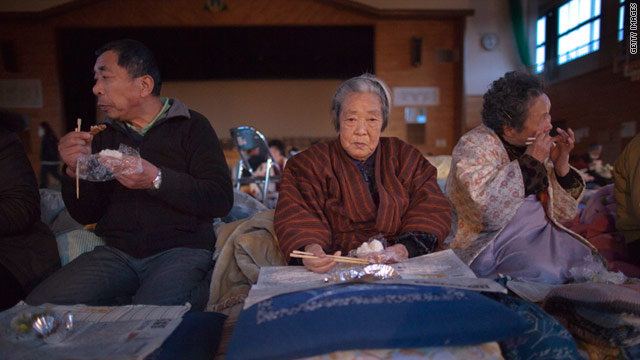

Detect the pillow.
[
  {"left": 226, "top": 284, "right": 527, "bottom": 360},
  {"left": 39, "top": 188, "right": 66, "bottom": 225},
  {"left": 486, "top": 293, "right": 581, "bottom": 360},
  {"left": 145, "top": 312, "right": 227, "bottom": 360},
  {"left": 221, "top": 189, "right": 268, "bottom": 224},
  {"left": 56, "top": 229, "right": 106, "bottom": 266}
]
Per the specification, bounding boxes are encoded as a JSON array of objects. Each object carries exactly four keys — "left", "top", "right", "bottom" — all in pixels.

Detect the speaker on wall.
[
  {"left": 411, "top": 37, "right": 422, "bottom": 67},
  {"left": 1, "top": 40, "right": 18, "bottom": 73}
]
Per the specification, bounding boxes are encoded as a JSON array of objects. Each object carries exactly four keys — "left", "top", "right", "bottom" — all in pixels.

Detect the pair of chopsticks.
[
  {"left": 290, "top": 250, "right": 370, "bottom": 264},
  {"left": 525, "top": 137, "right": 557, "bottom": 146},
  {"left": 75, "top": 118, "right": 81, "bottom": 199}
]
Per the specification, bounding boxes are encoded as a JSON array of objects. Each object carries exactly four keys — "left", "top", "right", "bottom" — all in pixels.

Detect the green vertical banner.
[{"left": 509, "top": 0, "right": 533, "bottom": 68}]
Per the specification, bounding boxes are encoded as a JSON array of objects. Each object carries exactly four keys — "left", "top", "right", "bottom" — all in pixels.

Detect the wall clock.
[{"left": 481, "top": 33, "right": 499, "bottom": 51}]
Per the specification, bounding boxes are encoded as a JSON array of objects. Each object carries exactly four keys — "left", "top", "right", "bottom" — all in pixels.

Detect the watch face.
[{"left": 481, "top": 33, "right": 499, "bottom": 51}]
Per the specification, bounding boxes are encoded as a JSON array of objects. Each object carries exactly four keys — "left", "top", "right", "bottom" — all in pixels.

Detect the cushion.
[
  {"left": 220, "top": 189, "right": 268, "bottom": 224},
  {"left": 39, "top": 188, "right": 66, "bottom": 225},
  {"left": 486, "top": 293, "right": 581, "bottom": 360},
  {"left": 225, "top": 284, "right": 528, "bottom": 360},
  {"left": 56, "top": 229, "right": 106, "bottom": 266},
  {"left": 145, "top": 312, "right": 227, "bottom": 360}
]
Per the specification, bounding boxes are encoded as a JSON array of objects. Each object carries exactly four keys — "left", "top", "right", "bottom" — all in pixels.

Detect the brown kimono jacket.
[{"left": 274, "top": 137, "right": 452, "bottom": 260}]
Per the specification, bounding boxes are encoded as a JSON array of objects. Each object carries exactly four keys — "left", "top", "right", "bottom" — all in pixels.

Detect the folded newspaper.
[
  {"left": 244, "top": 249, "right": 507, "bottom": 309},
  {"left": 0, "top": 302, "right": 189, "bottom": 360}
]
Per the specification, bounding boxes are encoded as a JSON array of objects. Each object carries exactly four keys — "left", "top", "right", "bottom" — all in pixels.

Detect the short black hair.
[
  {"left": 268, "top": 139, "right": 285, "bottom": 155},
  {"left": 482, "top": 71, "right": 545, "bottom": 135},
  {"left": 96, "top": 39, "right": 162, "bottom": 96}
]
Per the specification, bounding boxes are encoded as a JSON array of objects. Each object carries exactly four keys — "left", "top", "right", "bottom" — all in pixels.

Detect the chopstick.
[
  {"left": 75, "top": 118, "right": 81, "bottom": 199},
  {"left": 525, "top": 137, "right": 556, "bottom": 146},
  {"left": 291, "top": 250, "right": 370, "bottom": 264}
]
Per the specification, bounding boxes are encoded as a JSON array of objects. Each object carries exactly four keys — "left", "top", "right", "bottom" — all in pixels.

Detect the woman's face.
[
  {"left": 503, "top": 93, "right": 552, "bottom": 146},
  {"left": 338, "top": 92, "right": 383, "bottom": 161}
]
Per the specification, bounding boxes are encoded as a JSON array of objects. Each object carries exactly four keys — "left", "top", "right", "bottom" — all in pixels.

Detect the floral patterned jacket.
[{"left": 444, "top": 125, "right": 597, "bottom": 265}]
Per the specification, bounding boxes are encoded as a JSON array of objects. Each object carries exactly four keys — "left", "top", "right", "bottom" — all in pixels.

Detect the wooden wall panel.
[
  {"left": 0, "top": 0, "right": 467, "bottom": 171},
  {"left": 545, "top": 66, "right": 640, "bottom": 165},
  {"left": 376, "top": 19, "right": 460, "bottom": 154}
]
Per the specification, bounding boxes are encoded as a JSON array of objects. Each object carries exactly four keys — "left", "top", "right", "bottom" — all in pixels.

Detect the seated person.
[
  {"left": 0, "top": 111, "right": 60, "bottom": 311},
  {"left": 274, "top": 74, "right": 452, "bottom": 273},
  {"left": 444, "top": 71, "right": 602, "bottom": 284},
  {"left": 614, "top": 132, "right": 640, "bottom": 266},
  {"left": 576, "top": 143, "right": 614, "bottom": 187},
  {"left": 268, "top": 139, "right": 287, "bottom": 173},
  {"left": 26, "top": 39, "right": 233, "bottom": 311}
]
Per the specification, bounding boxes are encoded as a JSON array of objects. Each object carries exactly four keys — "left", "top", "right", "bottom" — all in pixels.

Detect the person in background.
[
  {"left": 0, "top": 111, "right": 60, "bottom": 311},
  {"left": 576, "top": 143, "right": 614, "bottom": 187},
  {"left": 614, "top": 132, "right": 640, "bottom": 266},
  {"left": 26, "top": 39, "right": 233, "bottom": 311},
  {"left": 38, "top": 122, "right": 63, "bottom": 189},
  {"left": 275, "top": 74, "right": 451, "bottom": 273},
  {"left": 268, "top": 139, "right": 287, "bottom": 172},
  {"left": 288, "top": 147, "right": 300, "bottom": 158},
  {"left": 445, "top": 71, "right": 603, "bottom": 284}
]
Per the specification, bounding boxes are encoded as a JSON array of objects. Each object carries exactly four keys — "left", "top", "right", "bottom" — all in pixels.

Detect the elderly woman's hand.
[
  {"left": 384, "top": 244, "right": 409, "bottom": 262},
  {"left": 303, "top": 243, "right": 340, "bottom": 273},
  {"left": 550, "top": 128, "right": 574, "bottom": 177},
  {"left": 524, "top": 131, "right": 555, "bottom": 163}
]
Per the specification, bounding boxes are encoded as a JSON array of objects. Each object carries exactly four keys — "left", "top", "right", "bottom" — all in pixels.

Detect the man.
[
  {"left": 26, "top": 39, "right": 233, "bottom": 311},
  {"left": 0, "top": 111, "right": 60, "bottom": 311},
  {"left": 614, "top": 132, "right": 640, "bottom": 265}
]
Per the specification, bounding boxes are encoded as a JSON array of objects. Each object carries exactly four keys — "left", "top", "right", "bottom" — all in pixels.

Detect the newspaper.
[
  {"left": 244, "top": 249, "right": 507, "bottom": 309},
  {"left": 0, "top": 302, "right": 189, "bottom": 360},
  {"left": 506, "top": 279, "right": 560, "bottom": 303}
]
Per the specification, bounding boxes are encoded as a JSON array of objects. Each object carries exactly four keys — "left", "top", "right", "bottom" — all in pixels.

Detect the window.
[
  {"left": 536, "top": 16, "right": 547, "bottom": 73},
  {"left": 619, "top": 0, "right": 625, "bottom": 42},
  {"left": 557, "top": 0, "right": 601, "bottom": 65}
]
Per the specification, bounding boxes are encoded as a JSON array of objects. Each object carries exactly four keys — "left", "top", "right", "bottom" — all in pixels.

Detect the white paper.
[
  {"left": 506, "top": 279, "right": 560, "bottom": 303},
  {"left": 0, "top": 302, "right": 189, "bottom": 360},
  {"left": 244, "top": 249, "right": 506, "bottom": 309}
]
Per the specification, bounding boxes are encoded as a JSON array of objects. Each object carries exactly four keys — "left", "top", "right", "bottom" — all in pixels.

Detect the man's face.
[{"left": 92, "top": 50, "right": 143, "bottom": 122}]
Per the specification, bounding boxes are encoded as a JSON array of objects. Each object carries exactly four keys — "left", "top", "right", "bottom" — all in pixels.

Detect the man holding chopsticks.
[{"left": 26, "top": 39, "right": 233, "bottom": 311}]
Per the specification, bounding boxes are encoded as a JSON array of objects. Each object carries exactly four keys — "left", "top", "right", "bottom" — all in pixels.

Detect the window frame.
[{"left": 535, "top": 0, "right": 625, "bottom": 83}]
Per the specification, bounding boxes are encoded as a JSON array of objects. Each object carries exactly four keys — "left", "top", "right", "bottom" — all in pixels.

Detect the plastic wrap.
[
  {"left": 568, "top": 254, "right": 627, "bottom": 284},
  {"left": 323, "top": 263, "right": 400, "bottom": 283},
  {"left": 76, "top": 144, "right": 142, "bottom": 181},
  {"left": 349, "top": 233, "right": 404, "bottom": 264}
]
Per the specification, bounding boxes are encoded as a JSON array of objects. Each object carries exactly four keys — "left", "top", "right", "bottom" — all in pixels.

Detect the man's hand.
[
  {"left": 302, "top": 243, "right": 339, "bottom": 273},
  {"left": 551, "top": 128, "right": 575, "bottom": 177},
  {"left": 58, "top": 131, "right": 93, "bottom": 177},
  {"left": 115, "top": 158, "right": 159, "bottom": 190}
]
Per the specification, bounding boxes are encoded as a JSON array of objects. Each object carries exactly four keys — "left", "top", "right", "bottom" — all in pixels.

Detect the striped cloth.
[{"left": 274, "top": 137, "right": 452, "bottom": 260}]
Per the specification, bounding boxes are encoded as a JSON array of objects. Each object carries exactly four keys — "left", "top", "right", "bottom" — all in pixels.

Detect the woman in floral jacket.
[{"left": 444, "top": 71, "right": 601, "bottom": 284}]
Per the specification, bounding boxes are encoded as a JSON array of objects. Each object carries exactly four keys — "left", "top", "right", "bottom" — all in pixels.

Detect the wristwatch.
[{"left": 152, "top": 169, "right": 162, "bottom": 190}]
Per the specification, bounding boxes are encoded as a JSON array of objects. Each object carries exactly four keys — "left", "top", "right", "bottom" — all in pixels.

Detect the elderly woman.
[
  {"left": 274, "top": 74, "right": 452, "bottom": 273},
  {"left": 445, "top": 71, "right": 601, "bottom": 284}
]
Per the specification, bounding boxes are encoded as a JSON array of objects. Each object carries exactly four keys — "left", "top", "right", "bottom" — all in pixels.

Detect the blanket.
[
  {"left": 542, "top": 282, "right": 640, "bottom": 348},
  {"left": 563, "top": 184, "right": 640, "bottom": 277},
  {"left": 206, "top": 210, "right": 286, "bottom": 313}
]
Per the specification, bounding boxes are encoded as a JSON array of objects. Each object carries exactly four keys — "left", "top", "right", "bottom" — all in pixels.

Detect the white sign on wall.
[
  {"left": 393, "top": 87, "right": 440, "bottom": 107},
  {"left": 0, "top": 79, "right": 43, "bottom": 108}
]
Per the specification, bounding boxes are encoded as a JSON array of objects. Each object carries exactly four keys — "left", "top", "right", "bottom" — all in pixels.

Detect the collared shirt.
[{"left": 126, "top": 97, "right": 171, "bottom": 136}]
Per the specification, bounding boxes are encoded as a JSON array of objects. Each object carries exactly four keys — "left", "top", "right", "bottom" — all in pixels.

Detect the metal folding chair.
[{"left": 229, "top": 126, "right": 281, "bottom": 206}]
